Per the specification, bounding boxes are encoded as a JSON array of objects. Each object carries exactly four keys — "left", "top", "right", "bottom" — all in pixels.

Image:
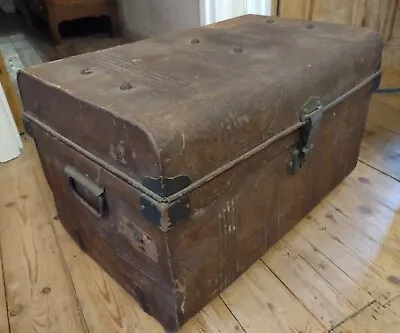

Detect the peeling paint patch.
[
  {"left": 174, "top": 279, "right": 187, "bottom": 314},
  {"left": 118, "top": 215, "right": 159, "bottom": 262},
  {"left": 218, "top": 198, "right": 237, "bottom": 289},
  {"left": 109, "top": 141, "right": 127, "bottom": 165},
  {"left": 180, "top": 133, "right": 186, "bottom": 155},
  {"left": 180, "top": 296, "right": 186, "bottom": 314}
]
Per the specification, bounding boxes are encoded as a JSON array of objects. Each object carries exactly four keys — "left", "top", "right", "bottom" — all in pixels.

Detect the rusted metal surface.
[
  {"left": 19, "top": 15, "right": 381, "bottom": 192},
  {"left": 19, "top": 15, "right": 382, "bottom": 332}
]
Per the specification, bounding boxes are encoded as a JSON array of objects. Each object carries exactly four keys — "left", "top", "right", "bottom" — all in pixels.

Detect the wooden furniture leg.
[
  {"left": 49, "top": 18, "right": 62, "bottom": 45},
  {"left": 110, "top": 12, "right": 120, "bottom": 37}
]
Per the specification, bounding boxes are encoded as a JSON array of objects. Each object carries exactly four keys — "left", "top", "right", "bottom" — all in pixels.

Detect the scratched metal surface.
[{"left": 18, "top": 15, "right": 382, "bottom": 188}]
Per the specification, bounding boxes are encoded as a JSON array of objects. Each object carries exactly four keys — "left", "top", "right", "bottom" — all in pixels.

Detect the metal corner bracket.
[{"left": 140, "top": 175, "right": 192, "bottom": 228}]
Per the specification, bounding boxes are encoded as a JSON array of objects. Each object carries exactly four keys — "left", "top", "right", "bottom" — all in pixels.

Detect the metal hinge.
[{"left": 287, "top": 97, "right": 324, "bottom": 175}]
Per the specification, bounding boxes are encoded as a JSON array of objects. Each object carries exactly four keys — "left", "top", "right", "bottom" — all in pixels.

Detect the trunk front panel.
[{"left": 167, "top": 84, "right": 372, "bottom": 323}]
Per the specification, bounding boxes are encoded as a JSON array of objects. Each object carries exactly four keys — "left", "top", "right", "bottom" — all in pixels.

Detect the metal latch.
[{"left": 287, "top": 97, "right": 324, "bottom": 175}]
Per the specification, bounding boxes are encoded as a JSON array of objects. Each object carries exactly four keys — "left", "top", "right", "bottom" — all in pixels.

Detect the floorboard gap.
[
  {"left": 328, "top": 300, "right": 375, "bottom": 332},
  {"left": 283, "top": 240, "right": 359, "bottom": 310},
  {"left": 0, "top": 242, "right": 11, "bottom": 333},
  {"left": 219, "top": 296, "right": 248, "bottom": 333},
  {"left": 382, "top": 295, "right": 400, "bottom": 308},
  {"left": 258, "top": 258, "right": 327, "bottom": 330},
  {"left": 357, "top": 159, "right": 400, "bottom": 183}
]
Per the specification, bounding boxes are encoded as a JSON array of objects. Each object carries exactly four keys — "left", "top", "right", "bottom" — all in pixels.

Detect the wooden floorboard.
[
  {"left": 221, "top": 261, "right": 325, "bottom": 333},
  {"left": 359, "top": 94, "right": 400, "bottom": 180},
  {"left": 0, "top": 242, "right": 10, "bottom": 333},
  {"left": 332, "top": 297, "right": 400, "bottom": 333},
  {"left": 263, "top": 237, "right": 372, "bottom": 330},
  {"left": 0, "top": 140, "right": 87, "bottom": 333}
]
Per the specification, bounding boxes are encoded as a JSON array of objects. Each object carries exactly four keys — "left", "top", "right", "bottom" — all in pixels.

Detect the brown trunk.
[{"left": 19, "top": 15, "right": 382, "bottom": 332}]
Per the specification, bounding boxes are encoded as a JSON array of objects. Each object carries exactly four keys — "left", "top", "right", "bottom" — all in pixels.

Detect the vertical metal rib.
[{"left": 219, "top": 198, "right": 237, "bottom": 289}]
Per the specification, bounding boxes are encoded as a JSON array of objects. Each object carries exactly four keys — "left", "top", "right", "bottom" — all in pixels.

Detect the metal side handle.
[{"left": 64, "top": 165, "right": 106, "bottom": 218}]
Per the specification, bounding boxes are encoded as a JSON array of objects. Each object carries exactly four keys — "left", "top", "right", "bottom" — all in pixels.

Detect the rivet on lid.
[
  {"left": 120, "top": 82, "right": 133, "bottom": 91},
  {"left": 80, "top": 68, "right": 93, "bottom": 75},
  {"left": 233, "top": 46, "right": 244, "bottom": 53},
  {"left": 306, "top": 23, "right": 314, "bottom": 29},
  {"left": 266, "top": 18, "right": 274, "bottom": 23},
  {"left": 190, "top": 38, "right": 200, "bottom": 44}
]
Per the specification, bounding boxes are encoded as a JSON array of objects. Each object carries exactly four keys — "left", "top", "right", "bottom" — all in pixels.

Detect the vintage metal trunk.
[{"left": 19, "top": 15, "right": 382, "bottom": 332}]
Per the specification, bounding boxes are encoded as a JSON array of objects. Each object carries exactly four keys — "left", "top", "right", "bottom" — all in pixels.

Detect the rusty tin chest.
[{"left": 19, "top": 15, "right": 382, "bottom": 332}]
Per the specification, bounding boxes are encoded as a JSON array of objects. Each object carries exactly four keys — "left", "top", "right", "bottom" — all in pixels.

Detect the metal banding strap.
[{"left": 25, "top": 70, "right": 381, "bottom": 204}]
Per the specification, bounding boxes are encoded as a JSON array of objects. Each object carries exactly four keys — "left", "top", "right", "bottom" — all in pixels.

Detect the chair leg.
[
  {"left": 109, "top": 7, "right": 120, "bottom": 37},
  {"left": 111, "top": 19, "right": 120, "bottom": 37},
  {"left": 49, "top": 19, "right": 62, "bottom": 45}
]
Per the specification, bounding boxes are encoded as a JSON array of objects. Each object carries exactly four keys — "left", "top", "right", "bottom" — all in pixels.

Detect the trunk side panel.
[
  {"left": 31, "top": 126, "right": 180, "bottom": 330},
  {"left": 19, "top": 72, "right": 161, "bottom": 183}
]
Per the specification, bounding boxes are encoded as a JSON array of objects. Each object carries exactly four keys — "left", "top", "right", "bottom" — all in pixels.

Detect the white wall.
[
  {"left": 201, "top": 0, "right": 272, "bottom": 25},
  {"left": 0, "top": 0, "right": 15, "bottom": 13},
  {"left": 117, "top": 0, "right": 201, "bottom": 38},
  {"left": 0, "top": 83, "right": 22, "bottom": 163}
]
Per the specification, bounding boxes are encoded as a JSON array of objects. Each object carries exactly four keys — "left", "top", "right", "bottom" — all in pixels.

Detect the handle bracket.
[{"left": 64, "top": 165, "right": 106, "bottom": 217}]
